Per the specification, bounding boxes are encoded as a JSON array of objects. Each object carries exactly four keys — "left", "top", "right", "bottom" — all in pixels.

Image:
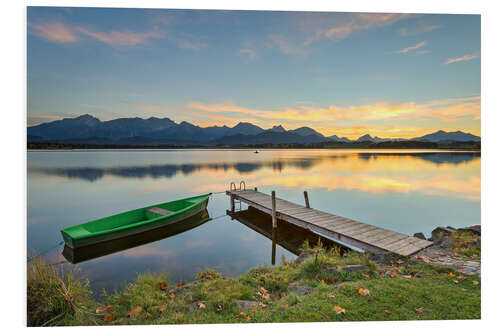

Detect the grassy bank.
[{"left": 27, "top": 243, "right": 481, "bottom": 326}]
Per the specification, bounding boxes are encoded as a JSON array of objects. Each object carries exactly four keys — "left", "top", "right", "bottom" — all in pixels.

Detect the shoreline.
[{"left": 27, "top": 229, "right": 481, "bottom": 326}]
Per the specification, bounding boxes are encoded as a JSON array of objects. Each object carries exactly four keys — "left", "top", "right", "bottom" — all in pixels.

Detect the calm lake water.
[{"left": 27, "top": 149, "right": 480, "bottom": 294}]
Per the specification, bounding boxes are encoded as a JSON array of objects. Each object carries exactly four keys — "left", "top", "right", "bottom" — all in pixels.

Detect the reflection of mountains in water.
[
  {"left": 229, "top": 207, "right": 349, "bottom": 257},
  {"left": 62, "top": 210, "right": 211, "bottom": 264},
  {"left": 32, "top": 152, "right": 480, "bottom": 182},
  {"left": 356, "top": 152, "right": 480, "bottom": 165}
]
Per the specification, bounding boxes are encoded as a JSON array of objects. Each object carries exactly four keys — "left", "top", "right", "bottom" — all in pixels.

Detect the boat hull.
[
  {"left": 62, "top": 209, "right": 211, "bottom": 263},
  {"left": 61, "top": 194, "right": 210, "bottom": 249}
]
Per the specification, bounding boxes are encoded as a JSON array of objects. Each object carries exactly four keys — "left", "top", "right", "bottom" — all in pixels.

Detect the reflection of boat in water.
[
  {"left": 62, "top": 209, "right": 211, "bottom": 264},
  {"left": 227, "top": 207, "right": 348, "bottom": 263},
  {"left": 61, "top": 194, "right": 211, "bottom": 248}
]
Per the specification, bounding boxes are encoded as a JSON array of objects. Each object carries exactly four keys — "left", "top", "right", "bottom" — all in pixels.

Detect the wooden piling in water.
[
  {"left": 304, "top": 191, "right": 310, "bottom": 208},
  {"left": 271, "top": 190, "right": 277, "bottom": 229},
  {"left": 231, "top": 195, "right": 235, "bottom": 212}
]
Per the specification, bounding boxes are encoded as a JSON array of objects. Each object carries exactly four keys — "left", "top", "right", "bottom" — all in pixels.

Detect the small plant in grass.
[
  {"left": 286, "top": 293, "right": 300, "bottom": 306},
  {"left": 451, "top": 231, "right": 481, "bottom": 259},
  {"left": 27, "top": 254, "right": 94, "bottom": 326},
  {"left": 196, "top": 268, "right": 222, "bottom": 281}
]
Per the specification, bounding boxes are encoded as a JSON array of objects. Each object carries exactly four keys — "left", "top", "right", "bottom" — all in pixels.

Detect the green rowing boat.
[
  {"left": 61, "top": 193, "right": 211, "bottom": 249},
  {"left": 62, "top": 210, "right": 211, "bottom": 263}
]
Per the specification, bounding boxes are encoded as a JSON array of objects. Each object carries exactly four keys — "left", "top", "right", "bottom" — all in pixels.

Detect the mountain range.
[{"left": 27, "top": 114, "right": 481, "bottom": 146}]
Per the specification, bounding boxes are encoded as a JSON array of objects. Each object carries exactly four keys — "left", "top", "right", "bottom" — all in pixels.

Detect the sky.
[{"left": 27, "top": 7, "right": 481, "bottom": 139}]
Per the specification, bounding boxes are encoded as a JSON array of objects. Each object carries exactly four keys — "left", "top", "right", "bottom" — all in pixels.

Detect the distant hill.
[
  {"left": 411, "top": 130, "right": 481, "bottom": 142},
  {"left": 27, "top": 114, "right": 480, "bottom": 146}
]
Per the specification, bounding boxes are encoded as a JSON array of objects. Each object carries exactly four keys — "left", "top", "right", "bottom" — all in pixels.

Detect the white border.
[{"left": 3, "top": 0, "right": 499, "bottom": 332}]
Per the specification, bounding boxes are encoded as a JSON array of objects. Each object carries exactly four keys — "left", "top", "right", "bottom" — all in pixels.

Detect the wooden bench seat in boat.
[{"left": 147, "top": 207, "right": 174, "bottom": 216}]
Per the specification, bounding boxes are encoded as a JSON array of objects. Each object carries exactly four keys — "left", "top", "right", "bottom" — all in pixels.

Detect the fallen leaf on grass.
[
  {"left": 106, "top": 305, "right": 113, "bottom": 312},
  {"left": 328, "top": 295, "right": 335, "bottom": 298},
  {"left": 160, "top": 282, "right": 167, "bottom": 291},
  {"left": 358, "top": 288, "right": 370, "bottom": 296},
  {"left": 146, "top": 312, "right": 153, "bottom": 319},
  {"left": 333, "top": 306, "right": 346, "bottom": 314},
  {"left": 169, "top": 293, "right": 176, "bottom": 299},
  {"left": 396, "top": 259, "right": 405, "bottom": 264},
  {"left": 453, "top": 280, "right": 459, "bottom": 284},
  {"left": 391, "top": 271, "right": 398, "bottom": 278},
  {"left": 385, "top": 309, "right": 393, "bottom": 315},
  {"left": 362, "top": 273, "right": 371, "bottom": 280},
  {"left": 326, "top": 277, "right": 334, "bottom": 284},
  {"left": 127, "top": 306, "right": 142, "bottom": 318},
  {"left": 397, "top": 295, "right": 403, "bottom": 299},
  {"left": 103, "top": 313, "right": 116, "bottom": 322},
  {"left": 402, "top": 275, "right": 412, "bottom": 279},
  {"left": 415, "top": 307, "right": 425, "bottom": 313},
  {"left": 280, "top": 292, "right": 286, "bottom": 298},
  {"left": 246, "top": 316, "right": 251, "bottom": 322},
  {"left": 457, "top": 275, "right": 466, "bottom": 280},
  {"left": 472, "top": 280, "right": 479, "bottom": 285},
  {"left": 320, "top": 280, "right": 325, "bottom": 285},
  {"left": 198, "top": 303, "right": 206, "bottom": 309},
  {"left": 449, "top": 272, "right": 456, "bottom": 278},
  {"left": 95, "top": 305, "right": 106, "bottom": 314},
  {"left": 461, "top": 288, "right": 468, "bottom": 292}
]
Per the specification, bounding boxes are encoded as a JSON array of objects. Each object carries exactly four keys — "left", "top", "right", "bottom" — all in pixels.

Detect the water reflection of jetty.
[{"left": 227, "top": 207, "right": 349, "bottom": 264}]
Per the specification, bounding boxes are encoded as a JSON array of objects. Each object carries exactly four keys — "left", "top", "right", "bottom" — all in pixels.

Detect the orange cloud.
[
  {"left": 444, "top": 53, "right": 479, "bottom": 65},
  {"left": 123, "top": 101, "right": 162, "bottom": 111},
  {"left": 305, "top": 13, "right": 411, "bottom": 45},
  {"left": 28, "top": 22, "right": 79, "bottom": 43},
  {"left": 187, "top": 95, "right": 480, "bottom": 138},
  {"left": 395, "top": 41, "right": 426, "bottom": 54},
  {"left": 239, "top": 48, "right": 258, "bottom": 60},
  {"left": 76, "top": 27, "right": 165, "bottom": 45}
]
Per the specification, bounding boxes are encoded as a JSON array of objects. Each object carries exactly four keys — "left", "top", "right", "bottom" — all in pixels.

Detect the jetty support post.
[
  {"left": 271, "top": 190, "right": 277, "bottom": 229},
  {"left": 271, "top": 228, "right": 277, "bottom": 265},
  {"left": 304, "top": 191, "right": 310, "bottom": 208},
  {"left": 254, "top": 187, "right": 258, "bottom": 191},
  {"left": 230, "top": 195, "right": 235, "bottom": 212}
]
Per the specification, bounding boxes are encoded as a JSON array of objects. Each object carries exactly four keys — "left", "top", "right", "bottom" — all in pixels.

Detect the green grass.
[
  {"left": 451, "top": 231, "right": 481, "bottom": 260},
  {"left": 28, "top": 243, "right": 481, "bottom": 326}
]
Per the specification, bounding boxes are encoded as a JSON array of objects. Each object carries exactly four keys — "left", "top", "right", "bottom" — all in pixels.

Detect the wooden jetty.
[{"left": 226, "top": 188, "right": 432, "bottom": 256}]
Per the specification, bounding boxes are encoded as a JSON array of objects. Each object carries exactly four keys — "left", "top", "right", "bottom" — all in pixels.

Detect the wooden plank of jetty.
[{"left": 227, "top": 189, "right": 432, "bottom": 256}]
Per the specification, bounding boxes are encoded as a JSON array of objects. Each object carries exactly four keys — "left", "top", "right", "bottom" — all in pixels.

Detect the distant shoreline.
[{"left": 27, "top": 141, "right": 481, "bottom": 151}]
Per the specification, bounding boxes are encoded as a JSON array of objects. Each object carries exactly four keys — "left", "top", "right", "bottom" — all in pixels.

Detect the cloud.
[
  {"left": 175, "top": 39, "right": 208, "bottom": 50},
  {"left": 398, "top": 24, "right": 442, "bottom": 36},
  {"left": 268, "top": 34, "right": 307, "bottom": 57},
  {"left": 28, "top": 22, "right": 79, "bottom": 43},
  {"left": 76, "top": 26, "right": 165, "bottom": 46},
  {"left": 239, "top": 48, "right": 258, "bottom": 60},
  {"left": 123, "top": 101, "right": 162, "bottom": 111},
  {"left": 444, "top": 53, "right": 479, "bottom": 65},
  {"left": 29, "top": 21, "right": 166, "bottom": 46},
  {"left": 305, "top": 13, "right": 411, "bottom": 45},
  {"left": 187, "top": 95, "right": 480, "bottom": 135},
  {"left": 395, "top": 41, "right": 426, "bottom": 53}
]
